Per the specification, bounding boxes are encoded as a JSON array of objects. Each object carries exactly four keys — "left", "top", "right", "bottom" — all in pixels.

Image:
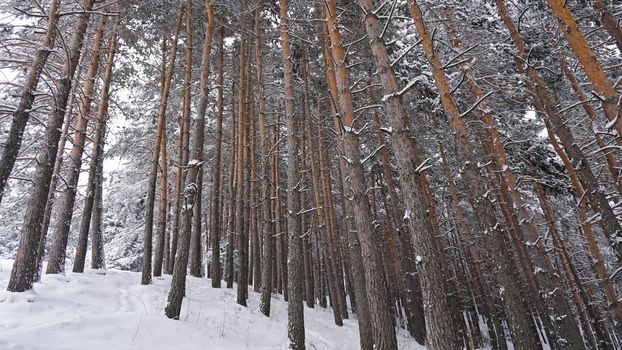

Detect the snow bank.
[{"left": 0, "top": 260, "right": 423, "bottom": 349}]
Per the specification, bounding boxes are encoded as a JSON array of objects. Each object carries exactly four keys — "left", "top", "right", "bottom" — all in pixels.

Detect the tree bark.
[
  {"left": 279, "top": 0, "right": 305, "bottom": 348},
  {"left": 165, "top": 0, "right": 215, "bottom": 319},
  {"left": 210, "top": 26, "right": 225, "bottom": 288},
  {"left": 308, "top": 98, "right": 344, "bottom": 327},
  {"left": 0, "top": 0, "right": 60, "bottom": 204},
  {"left": 325, "top": 2, "right": 397, "bottom": 348},
  {"left": 591, "top": 0, "right": 622, "bottom": 53},
  {"left": 546, "top": 0, "right": 622, "bottom": 140},
  {"left": 8, "top": 0, "right": 96, "bottom": 292},
  {"left": 154, "top": 35, "right": 169, "bottom": 278},
  {"left": 236, "top": 0, "right": 250, "bottom": 306},
  {"left": 255, "top": 0, "right": 275, "bottom": 316},
  {"left": 91, "top": 149, "right": 106, "bottom": 270},
  {"left": 47, "top": 16, "right": 107, "bottom": 275},
  {"left": 406, "top": 1, "right": 541, "bottom": 348},
  {"left": 74, "top": 20, "right": 118, "bottom": 273},
  {"left": 35, "top": 57, "right": 83, "bottom": 282},
  {"left": 142, "top": 5, "right": 184, "bottom": 284}
]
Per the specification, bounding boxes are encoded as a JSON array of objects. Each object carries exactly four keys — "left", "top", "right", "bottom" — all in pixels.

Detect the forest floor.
[{"left": 0, "top": 259, "right": 424, "bottom": 349}]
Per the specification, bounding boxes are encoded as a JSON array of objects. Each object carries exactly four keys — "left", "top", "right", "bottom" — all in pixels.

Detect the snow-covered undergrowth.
[{"left": 0, "top": 260, "right": 423, "bottom": 349}]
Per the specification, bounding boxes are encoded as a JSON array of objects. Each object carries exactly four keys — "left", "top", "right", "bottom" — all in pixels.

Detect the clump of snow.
[{"left": 0, "top": 260, "right": 424, "bottom": 349}]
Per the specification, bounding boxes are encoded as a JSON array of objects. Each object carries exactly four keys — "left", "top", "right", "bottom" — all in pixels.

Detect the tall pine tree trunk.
[
  {"left": 255, "top": 0, "right": 275, "bottom": 316},
  {"left": 0, "top": 0, "right": 60, "bottom": 204},
  {"left": 210, "top": 26, "right": 225, "bottom": 288},
  {"left": 8, "top": 0, "right": 96, "bottom": 292},
  {"left": 325, "top": 1, "right": 397, "bottom": 348},
  {"left": 279, "top": 0, "right": 305, "bottom": 347},
  {"left": 546, "top": 0, "right": 622, "bottom": 138},
  {"left": 142, "top": 5, "right": 184, "bottom": 284},
  {"left": 47, "top": 16, "right": 107, "bottom": 275},
  {"left": 74, "top": 20, "right": 118, "bottom": 273},
  {"left": 165, "top": 0, "right": 215, "bottom": 319},
  {"left": 235, "top": 0, "right": 250, "bottom": 305},
  {"left": 153, "top": 35, "right": 168, "bottom": 278}
]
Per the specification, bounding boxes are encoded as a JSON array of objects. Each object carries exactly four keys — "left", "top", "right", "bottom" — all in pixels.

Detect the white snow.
[{"left": 0, "top": 260, "right": 424, "bottom": 349}]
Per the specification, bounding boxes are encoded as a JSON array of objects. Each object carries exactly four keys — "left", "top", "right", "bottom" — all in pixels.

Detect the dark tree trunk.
[
  {"left": 279, "top": 0, "right": 305, "bottom": 348},
  {"left": 7, "top": 0, "right": 96, "bottom": 292},
  {"left": 91, "top": 152, "right": 106, "bottom": 270},
  {"left": 325, "top": 2, "right": 397, "bottom": 348},
  {"left": 235, "top": 0, "right": 249, "bottom": 306},
  {"left": 35, "top": 60, "right": 82, "bottom": 282},
  {"left": 0, "top": 0, "right": 60, "bottom": 204},
  {"left": 165, "top": 0, "right": 215, "bottom": 319},
  {"left": 210, "top": 26, "right": 225, "bottom": 288}
]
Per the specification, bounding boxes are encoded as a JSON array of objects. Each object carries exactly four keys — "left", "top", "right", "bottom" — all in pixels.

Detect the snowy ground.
[{"left": 0, "top": 260, "right": 424, "bottom": 349}]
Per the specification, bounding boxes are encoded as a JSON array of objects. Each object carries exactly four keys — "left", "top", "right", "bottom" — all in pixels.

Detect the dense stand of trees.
[{"left": 1, "top": 0, "right": 621, "bottom": 349}]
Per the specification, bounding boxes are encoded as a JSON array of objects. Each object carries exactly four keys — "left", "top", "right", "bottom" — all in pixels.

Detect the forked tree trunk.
[{"left": 170, "top": 0, "right": 194, "bottom": 275}]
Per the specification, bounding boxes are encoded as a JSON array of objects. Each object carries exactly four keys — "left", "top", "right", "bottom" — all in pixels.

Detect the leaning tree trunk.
[
  {"left": 141, "top": 6, "right": 184, "bottom": 285},
  {"left": 46, "top": 16, "right": 106, "bottom": 275},
  {"left": 0, "top": 0, "right": 60, "bottom": 204},
  {"left": 546, "top": 0, "right": 622, "bottom": 142},
  {"left": 357, "top": 1, "right": 462, "bottom": 348},
  {"left": 165, "top": 0, "right": 215, "bottom": 319},
  {"left": 73, "top": 20, "right": 118, "bottom": 273},
  {"left": 7, "top": 0, "right": 96, "bottom": 292},
  {"left": 325, "top": 1, "right": 397, "bottom": 348},
  {"left": 154, "top": 35, "right": 169, "bottom": 278},
  {"left": 591, "top": 0, "right": 622, "bottom": 53}
]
